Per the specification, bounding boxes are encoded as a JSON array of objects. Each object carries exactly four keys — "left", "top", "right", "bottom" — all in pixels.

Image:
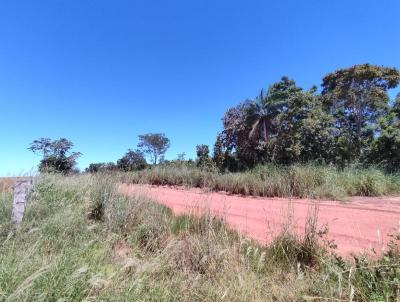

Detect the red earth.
[{"left": 121, "top": 184, "right": 400, "bottom": 257}]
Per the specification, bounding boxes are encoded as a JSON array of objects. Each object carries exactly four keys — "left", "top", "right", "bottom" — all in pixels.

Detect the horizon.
[{"left": 1, "top": 0, "right": 400, "bottom": 176}]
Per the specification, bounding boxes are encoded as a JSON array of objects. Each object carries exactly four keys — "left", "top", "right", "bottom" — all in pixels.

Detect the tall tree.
[
  {"left": 216, "top": 77, "right": 337, "bottom": 167},
  {"left": 137, "top": 133, "right": 170, "bottom": 165},
  {"left": 277, "top": 87, "right": 336, "bottom": 164},
  {"left": 219, "top": 100, "right": 260, "bottom": 168},
  {"left": 322, "top": 64, "right": 400, "bottom": 161},
  {"left": 28, "top": 138, "right": 81, "bottom": 173},
  {"left": 248, "top": 77, "right": 297, "bottom": 142},
  {"left": 248, "top": 91, "right": 273, "bottom": 141}
]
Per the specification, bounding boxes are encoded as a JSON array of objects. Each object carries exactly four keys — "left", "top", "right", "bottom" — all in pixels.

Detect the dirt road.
[{"left": 121, "top": 184, "right": 400, "bottom": 256}]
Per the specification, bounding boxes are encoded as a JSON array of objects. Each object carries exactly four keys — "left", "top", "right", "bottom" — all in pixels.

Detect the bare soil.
[
  {"left": 121, "top": 184, "right": 400, "bottom": 256},
  {"left": 0, "top": 177, "right": 18, "bottom": 193}
]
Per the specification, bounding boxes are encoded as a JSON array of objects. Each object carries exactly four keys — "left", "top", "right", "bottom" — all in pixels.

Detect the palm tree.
[{"left": 248, "top": 89, "right": 274, "bottom": 141}]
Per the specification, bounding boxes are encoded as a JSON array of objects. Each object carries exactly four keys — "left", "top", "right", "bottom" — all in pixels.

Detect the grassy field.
[
  {"left": 122, "top": 164, "right": 400, "bottom": 200},
  {"left": 0, "top": 173, "right": 399, "bottom": 301}
]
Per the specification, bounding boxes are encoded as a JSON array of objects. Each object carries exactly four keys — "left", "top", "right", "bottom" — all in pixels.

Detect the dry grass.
[
  {"left": 0, "top": 173, "right": 399, "bottom": 301},
  {"left": 120, "top": 164, "right": 400, "bottom": 200}
]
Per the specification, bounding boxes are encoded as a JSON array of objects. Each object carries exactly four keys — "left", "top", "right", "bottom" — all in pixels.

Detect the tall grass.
[
  {"left": 0, "top": 192, "right": 13, "bottom": 237},
  {"left": 0, "top": 174, "right": 399, "bottom": 301},
  {"left": 122, "top": 164, "right": 400, "bottom": 199}
]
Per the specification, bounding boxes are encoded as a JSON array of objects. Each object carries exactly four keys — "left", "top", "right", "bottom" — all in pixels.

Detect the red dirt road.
[{"left": 121, "top": 184, "right": 400, "bottom": 256}]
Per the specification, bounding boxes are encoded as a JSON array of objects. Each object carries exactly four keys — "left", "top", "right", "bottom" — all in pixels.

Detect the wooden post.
[{"left": 11, "top": 179, "right": 33, "bottom": 225}]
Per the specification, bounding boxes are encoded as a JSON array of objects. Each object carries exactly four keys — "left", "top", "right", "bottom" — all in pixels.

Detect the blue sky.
[{"left": 1, "top": 0, "right": 399, "bottom": 176}]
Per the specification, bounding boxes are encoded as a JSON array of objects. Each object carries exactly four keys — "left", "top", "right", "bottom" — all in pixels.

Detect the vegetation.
[
  {"left": 1, "top": 174, "right": 399, "bottom": 301},
  {"left": 85, "top": 162, "right": 118, "bottom": 173},
  {"left": 371, "top": 94, "right": 400, "bottom": 170},
  {"left": 195, "top": 144, "right": 214, "bottom": 170},
  {"left": 137, "top": 133, "right": 170, "bottom": 165},
  {"left": 26, "top": 64, "right": 400, "bottom": 203},
  {"left": 117, "top": 149, "right": 147, "bottom": 171},
  {"left": 321, "top": 64, "right": 400, "bottom": 162},
  {"left": 28, "top": 138, "right": 81, "bottom": 173},
  {"left": 72, "top": 65, "right": 400, "bottom": 198},
  {"left": 214, "top": 64, "right": 400, "bottom": 171},
  {"left": 124, "top": 164, "right": 400, "bottom": 199}
]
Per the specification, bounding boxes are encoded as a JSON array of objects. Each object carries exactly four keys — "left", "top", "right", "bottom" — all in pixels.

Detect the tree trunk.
[
  {"left": 262, "top": 118, "right": 268, "bottom": 141},
  {"left": 354, "top": 94, "right": 364, "bottom": 157}
]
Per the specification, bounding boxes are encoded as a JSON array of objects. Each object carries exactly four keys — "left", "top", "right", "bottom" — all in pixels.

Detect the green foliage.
[
  {"left": 0, "top": 193, "right": 12, "bottom": 238},
  {"left": 117, "top": 149, "right": 147, "bottom": 171},
  {"left": 28, "top": 137, "right": 81, "bottom": 173},
  {"left": 322, "top": 63, "right": 400, "bottom": 162},
  {"left": 195, "top": 144, "right": 216, "bottom": 171},
  {"left": 218, "top": 77, "right": 338, "bottom": 167},
  {"left": 215, "top": 64, "right": 400, "bottom": 170},
  {"left": 0, "top": 175, "right": 110, "bottom": 301},
  {"left": 371, "top": 94, "right": 400, "bottom": 170},
  {"left": 85, "top": 162, "right": 118, "bottom": 173},
  {"left": 138, "top": 133, "right": 170, "bottom": 165}
]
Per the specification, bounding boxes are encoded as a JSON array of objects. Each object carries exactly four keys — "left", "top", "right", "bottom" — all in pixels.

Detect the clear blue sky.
[{"left": 1, "top": 0, "right": 400, "bottom": 176}]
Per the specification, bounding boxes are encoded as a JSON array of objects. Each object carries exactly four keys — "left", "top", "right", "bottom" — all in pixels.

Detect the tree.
[
  {"left": 218, "top": 100, "right": 260, "bottom": 168},
  {"left": 117, "top": 149, "right": 147, "bottom": 171},
  {"left": 195, "top": 144, "right": 209, "bottom": 166},
  {"left": 137, "top": 133, "right": 170, "bottom": 165},
  {"left": 215, "top": 76, "right": 341, "bottom": 168},
  {"left": 196, "top": 144, "right": 209, "bottom": 159},
  {"left": 371, "top": 94, "right": 400, "bottom": 170},
  {"left": 248, "top": 91, "right": 273, "bottom": 141},
  {"left": 269, "top": 82, "right": 336, "bottom": 164},
  {"left": 213, "top": 135, "right": 225, "bottom": 170},
  {"left": 256, "top": 77, "right": 308, "bottom": 163},
  {"left": 213, "top": 134, "right": 237, "bottom": 171},
  {"left": 322, "top": 64, "right": 400, "bottom": 162},
  {"left": 248, "top": 77, "right": 301, "bottom": 142},
  {"left": 177, "top": 152, "right": 186, "bottom": 162},
  {"left": 214, "top": 65, "right": 400, "bottom": 169},
  {"left": 28, "top": 138, "right": 81, "bottom": 173}
]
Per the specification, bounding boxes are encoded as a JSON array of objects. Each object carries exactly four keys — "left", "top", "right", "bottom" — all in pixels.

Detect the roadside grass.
[
  {"left": 0, "top": 174, "right": 399, "bottom": 301},
  {"left": 0, "top": 192, "right": 13, "bottom": 236},
  {"left": 122, "top": 164, "right": 400, "bottom": 199}
]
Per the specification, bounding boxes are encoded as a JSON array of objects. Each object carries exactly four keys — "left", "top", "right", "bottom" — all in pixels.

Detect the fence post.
[{"left": 11, "top": 179, "right": 33, "bottom": 225}]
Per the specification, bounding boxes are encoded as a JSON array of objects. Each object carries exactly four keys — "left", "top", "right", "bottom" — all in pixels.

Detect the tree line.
[
  {"left": 212, "top": 64, "right": 400, "bottom": 171},
  {"left": 28, "top": 133, "right": 170, "bottom": 173},
  {"left": 29, "top": 63, "right": 400, "bottom": 173}
]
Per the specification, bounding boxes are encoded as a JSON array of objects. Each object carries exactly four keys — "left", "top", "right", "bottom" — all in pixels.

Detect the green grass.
[
  {"left": 0, "top": 192, "right": 13, "bottom": 237},
  {"left": 122, "top": 164, "right": 400, "bottom": 199},
  {"left": 0, "top": 174, "right": 399, "bottom": 301}
]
